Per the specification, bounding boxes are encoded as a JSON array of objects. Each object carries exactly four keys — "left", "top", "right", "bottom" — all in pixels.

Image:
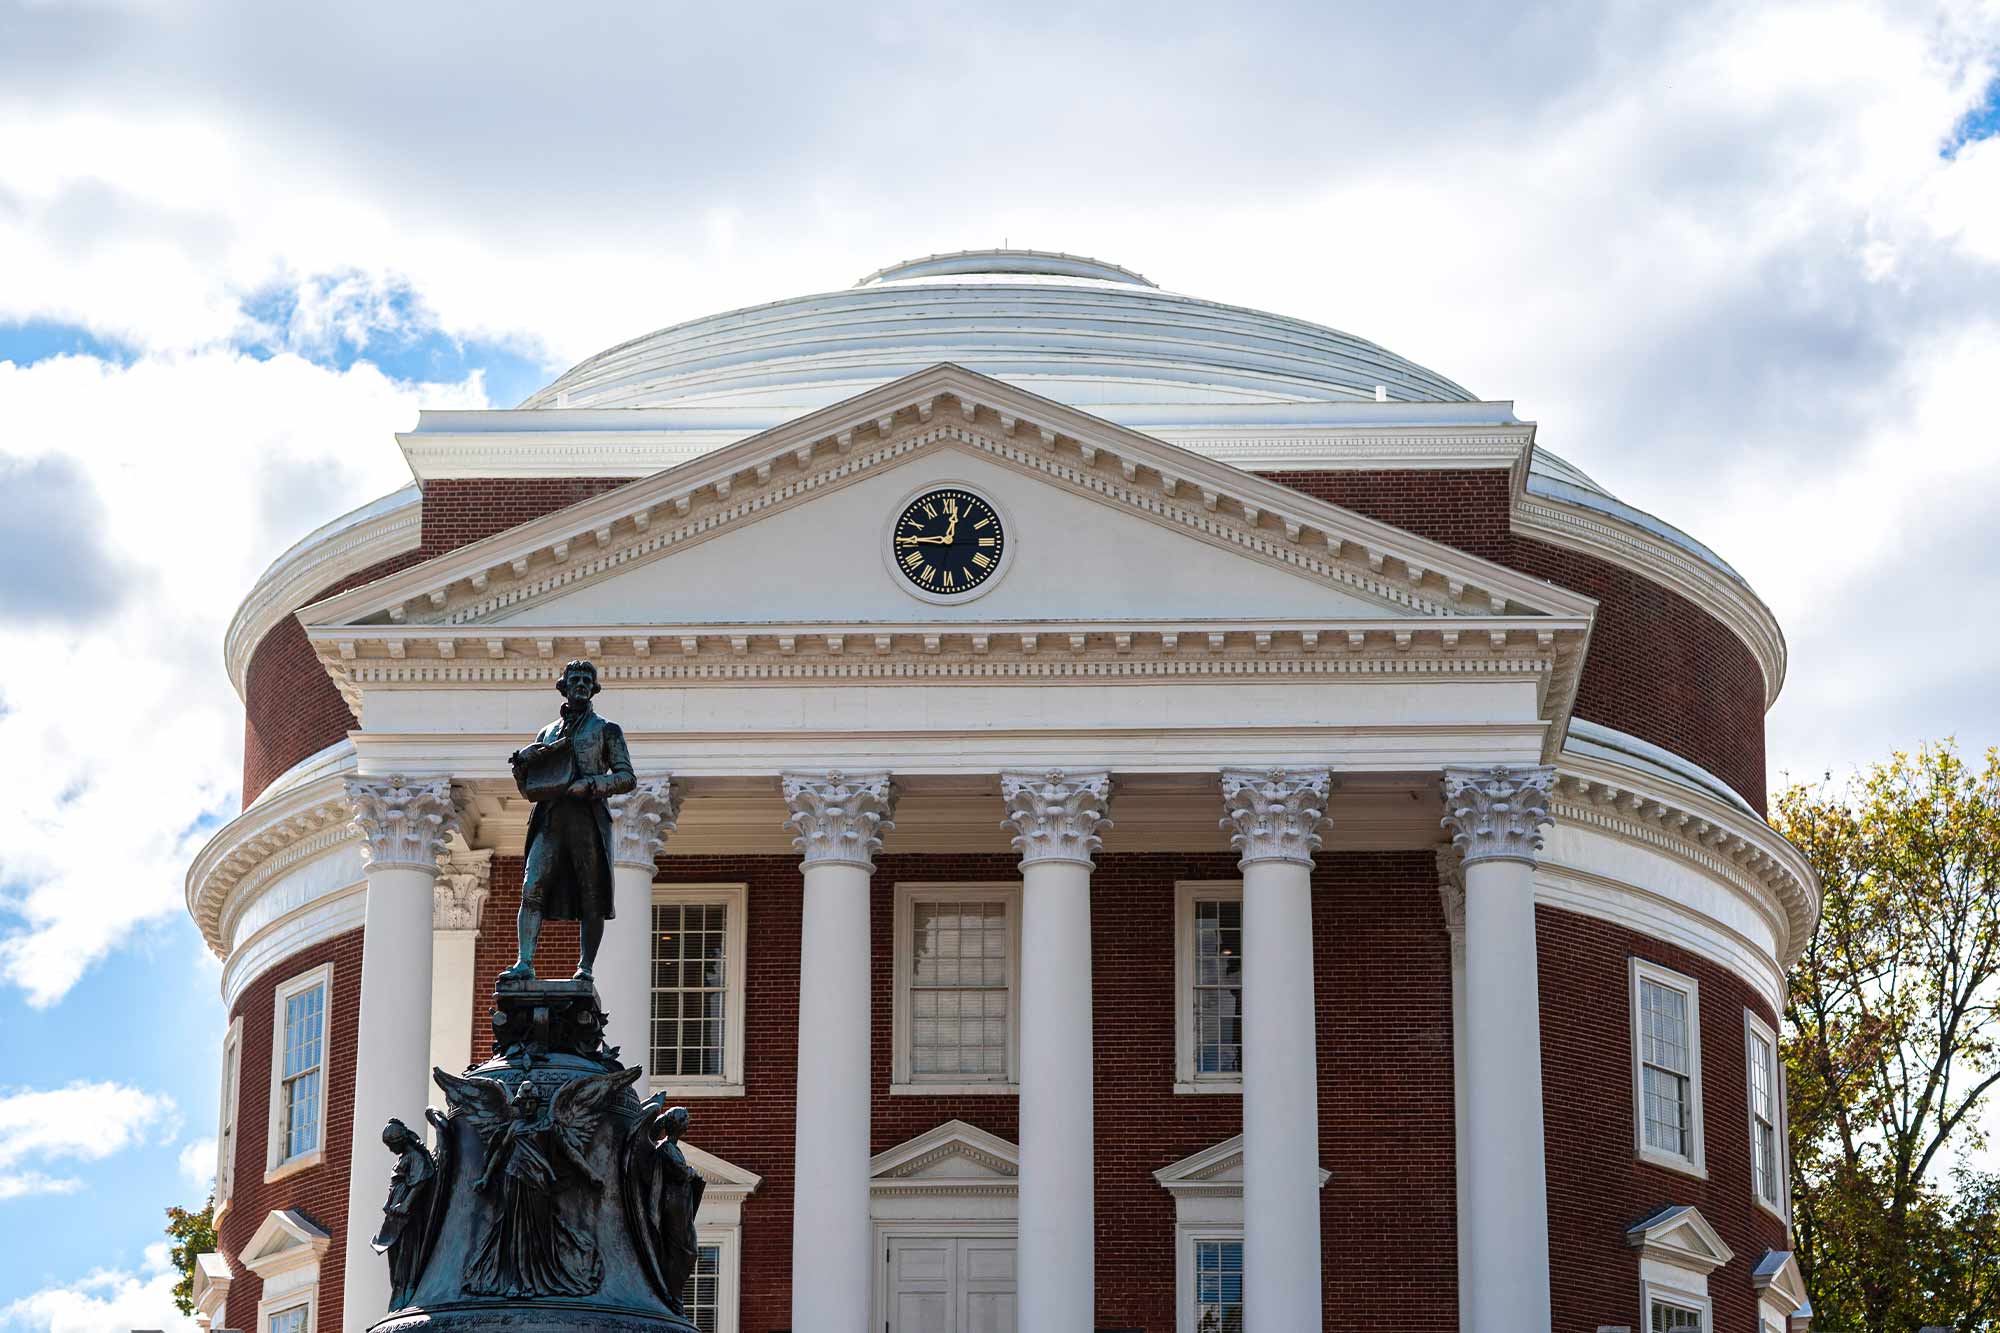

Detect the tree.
[
  {"left": 1776, "top": 741, "right": 2000, "bottom": 1331},
  {"left": 165, "top": 1196, "right": 217, "bottom": 1317}
]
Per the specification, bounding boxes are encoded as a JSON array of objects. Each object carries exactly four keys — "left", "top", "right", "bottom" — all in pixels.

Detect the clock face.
[{"left": 891, "top": 486, "right": 1006, "bottom": 596}]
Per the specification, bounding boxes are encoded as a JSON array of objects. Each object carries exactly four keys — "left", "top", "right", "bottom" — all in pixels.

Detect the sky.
[{"left": 0, "top": 0, "right": 1997, "bottom": 1327}]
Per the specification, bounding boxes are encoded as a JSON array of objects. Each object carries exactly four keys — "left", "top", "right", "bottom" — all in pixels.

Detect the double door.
[{"left": 883, "top": 1235, "right": 1016, "bottom": 1333}]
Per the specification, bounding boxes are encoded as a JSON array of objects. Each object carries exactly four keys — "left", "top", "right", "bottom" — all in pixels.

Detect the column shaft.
[
  {"left": 784, "top": 771, "right": 895, "bottom": 1333},
  {"left": 428, "top": 930, "right": 478, "bottom": 1079},
  {"left": 601, "top": 863, "right": 657, "bottom": 1066}
]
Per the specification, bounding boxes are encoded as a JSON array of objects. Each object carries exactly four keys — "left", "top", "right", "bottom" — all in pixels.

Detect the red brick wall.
[
  {"left": 217, "top": 928, "right": 365, "bottom": 1333},
  {"left": 1263, "top": 468, "right": 1770, "bottom": 811},
  {"left": 1538, "top": 906, "right": 1789, "bottom": 1332},
  {"left": 470, "top": 850, "right": 1456, "bottom": 1332},
  {"left": 241, "top": 479, "right": 630, "bottom": 803}
]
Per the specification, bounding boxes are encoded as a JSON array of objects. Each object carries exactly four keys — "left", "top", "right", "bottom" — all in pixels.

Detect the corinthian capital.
[
  {"left": 1440, "top": 765, "right": 1557, "bottom": 867},
  {"left": 783, "top": 770, "right": 897, "bottom": 871},
  {"left": 1001, "top": 769, "right": 1113, "bottom": 869},
  {"left": 344, "top": 775, "right": 462, "bottom": 873},
  {"left": 609, "top": 777, "right": 683, "bottom": 871},
  {"left": 434, "top": 846, "right": 494, "bottom": 931},
  {"left": 1219, "top": 767, "right": 1333, "bottom": 868}
]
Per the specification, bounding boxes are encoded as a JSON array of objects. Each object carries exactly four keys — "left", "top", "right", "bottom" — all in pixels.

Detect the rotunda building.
[{"left": 186, "top": 251, "right": 1816, "bottom": 1333}]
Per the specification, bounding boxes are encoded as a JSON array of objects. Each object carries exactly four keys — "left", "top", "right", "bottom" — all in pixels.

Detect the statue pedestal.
[{"left": 365, "top": 984, "right": 700, "bottom": 1333}]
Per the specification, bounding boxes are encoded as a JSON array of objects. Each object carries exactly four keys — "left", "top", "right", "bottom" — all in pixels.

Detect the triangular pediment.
[
  {"left": 870, "top": 1119, "right": 1018, "bottom": 1186},
  {"left": 1626, "top": 1204, "right": 1734, "bottom": 1274},
  {"left": 241, "top": 1208, "right": 330, "bottom": 1279},
  {"left": 1752, "top": 1249, "right": 1808, "bottom": 1311},
  {"left": 681, "top": 1140, "right": 762, "bottom": 1199},
  {"left": 1153, "top": 1133, "right": 1331, "bottom": 1196},
  {"left": 299, "top": 366, "right": 1594, "bottom": 745}
]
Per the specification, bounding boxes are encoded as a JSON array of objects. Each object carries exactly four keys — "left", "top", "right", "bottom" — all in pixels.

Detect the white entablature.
[{"left": 299, "top": 365, "right": 1597, "bottom": 763}]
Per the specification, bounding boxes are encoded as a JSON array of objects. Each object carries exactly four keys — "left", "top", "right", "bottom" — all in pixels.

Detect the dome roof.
[{"left": 521, "top": 249, "right": 1474, "bottom": 412}]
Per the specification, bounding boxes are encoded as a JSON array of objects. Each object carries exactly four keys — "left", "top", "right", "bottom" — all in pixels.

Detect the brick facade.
[
  {"left": 217, "top": 928, "right": 365, "bottom": 1333},
  {"left": 465, "top": 849, "right": 1457, "bottom": 1332},
  {"left": 1538, "top": 905, "right": 1789, "bottom": 1332},
  {"left": 1262, "top": 468, "right": 1770, "bottom": 811}
]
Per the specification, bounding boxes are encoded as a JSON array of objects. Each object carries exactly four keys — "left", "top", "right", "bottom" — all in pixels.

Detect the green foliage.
[
  {"left": 1775, "top": 741, "right": 2000, "bottom": 1331},
  {"left": 164, "top": 1196, "right": 217, "bottom": 1317}
]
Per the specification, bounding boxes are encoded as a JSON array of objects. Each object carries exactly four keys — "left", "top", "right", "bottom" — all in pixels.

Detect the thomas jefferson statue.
[{"left": 502, "top": 660, "right": 636, "bottom": 982}]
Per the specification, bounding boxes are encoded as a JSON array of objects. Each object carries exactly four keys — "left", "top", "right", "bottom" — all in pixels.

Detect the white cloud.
[
  {"left": 0, "top": 352, "right": 487, "bottom": 1004},
  {"left": 175, "top": 1139, "right": 216, "bottom": 1193},
  {"left": 0, "top": 1081, "right": 176, "bottom": 1199},
  {"left": 1, "top": 1242, "right": 196, "bottom": 1333}
]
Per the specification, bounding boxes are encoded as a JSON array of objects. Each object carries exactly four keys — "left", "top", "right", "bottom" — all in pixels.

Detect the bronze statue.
[
  {"left": 503, "top": 659, "right": 635, "bottom": 982},
  {"left": 371, "top": 1118, "right": 441, "bottom": 1309},
  {"left": 620, "top": 1099, "right": 707, "bottom": 1314},
  {"left": 435, "top": 1065, "right": 642, "bottom": 1299}
]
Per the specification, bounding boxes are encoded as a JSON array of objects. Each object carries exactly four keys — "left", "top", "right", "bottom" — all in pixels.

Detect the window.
[
  {"left": 892, "top": 883, "right": 1021, "bottom": 1093},
  {"left": 217, "top": 1016, "right": 243, "bottom": 1209},
  {"left": 1745, "top": 1010, "right": 1784, "bottom": 1215},
  {"left": 681, "top": 1242, "right": 722, "bottom": 1333},
  {"left": 1175, "top": 881, "right": 1245, "bottom": 1092},
  {"left": 1631, "top": 959, "right": 1705, "bottom": 1174},
  {"left": 1650, "top": 1297, "right": 1705, "bottom": 1331},
  {"left": 1193, "top": 1238, "right": 1244, "bottom": 1333},
  {"left": 649, "top": 885, "right": 748, "bottom": 1095},
  {"left": 266, "top": 963, "right": 333, "bottom": 1179},
  {"left": 267, "top": 1302, "right": 310, "bottom": 1333}
]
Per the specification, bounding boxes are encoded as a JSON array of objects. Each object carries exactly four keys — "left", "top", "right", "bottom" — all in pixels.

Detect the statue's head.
[
  {"left": 556, "top": 659, "right": 601, "bottom": 705},
  {"left": 383, "top": 1118, "right": 416, "bottom": 1150},
  {"left": 662, "top": 1105, "right": 690, "bottom": 1142},
  {"left": 511, "top": 1079, "right": 543, "bottom": 1116}
]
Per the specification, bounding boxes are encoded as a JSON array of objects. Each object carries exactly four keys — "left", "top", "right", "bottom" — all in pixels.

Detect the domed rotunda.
[{"left": 188, "top": 251, "right": 1814, "bottom": 1333}]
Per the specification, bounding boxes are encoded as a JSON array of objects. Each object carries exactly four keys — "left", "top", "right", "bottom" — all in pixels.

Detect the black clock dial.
[{"left": 892, "top": 487, "right": 1006, "bottom": 594}]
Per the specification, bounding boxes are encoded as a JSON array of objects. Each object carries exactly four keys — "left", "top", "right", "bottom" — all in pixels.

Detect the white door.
[{"left": 884, "top": 1236, "right": 1017, "bottom": 1333}]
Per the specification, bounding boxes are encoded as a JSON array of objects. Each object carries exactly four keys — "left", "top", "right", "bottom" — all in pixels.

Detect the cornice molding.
[
  {"left": 187, "top": 776, "right": 357, "bottom": 957},
  {"left": 1513, "top": 488, "right": 1786, "bottom": 709},
  {"left": 1000, "top": 769, "right": 1113, "bottom": 868},
  {"left": 1219, "top": 767, "right": 1333, "bottom": 869},
  {"left": 783, "top": 770, "right": 897, "bottom": 871},
  {"left": 1153, "top": 425, "right": 1533, "bottom": 472},
  {"left": 224, "top": 487, "right": 421, "bottom": 700}
]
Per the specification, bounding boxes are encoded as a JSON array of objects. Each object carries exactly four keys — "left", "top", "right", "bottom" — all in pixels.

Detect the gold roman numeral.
[
  {"left": 978, "top": 536, "right": 996, "bottom": 548},
  {"left": 971, "top": 552, "right": 992, "bottom": 569},
  {"left": 973, "top": 517, "right": 991, "bottom": 530},
  {"left": 919, "top": 565, "right": 936, "bottom": 584},
  {"left": 903, "top": 550, "right": 924, "bottom": 569},
  {"left": 922, "top": 502, "right": 936, "bottom": 520}
]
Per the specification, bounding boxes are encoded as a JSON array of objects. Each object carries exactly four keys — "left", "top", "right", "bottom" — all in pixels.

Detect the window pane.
[
  {"left": 1651, "top": 1299, "right": 1704, "bottom": 1331},
  {"left": 651, "top": 900, "right": 729, "bottom": 1081},
  {"left": 680, "top": 1243, "right": 721, "bottom": 1333},
  {"left": 1640, "top": 979, "right": 1688, "bottom": 1074},
  {"left": 1749, "top": 1029, "right": 1779, "bottom": 1201},
  {"left": 1642, "top": 1065, "right": 1688, "bottom": 1155},
  {"left": 909, "top": 899, "right": 1009, "bottom": 1079},
  {"left": 268, "top": 1304, "right": 309, "bottom": 1333},
  {"left": 279, "top": 982, "right": 324, "bottom": 1161},
  {"left": 1193, "top": 899, "right": 1244, "bottom": 1076},
  {"left": 1194, "top": 1239, "right": 1244, "bottom": 1333}
]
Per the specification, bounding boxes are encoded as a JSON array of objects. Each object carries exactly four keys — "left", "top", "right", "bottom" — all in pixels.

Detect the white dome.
[{"left": 522, "top": 249, "right": 1474, "bottom": 412}]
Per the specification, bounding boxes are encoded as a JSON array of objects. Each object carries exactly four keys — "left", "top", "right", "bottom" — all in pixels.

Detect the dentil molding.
[
  {"left": 999, "top": 769, "right": 1113, "bottom": 868},
  {"left": 1219, "top": 767, "right": 1333, "bottom": 868},
  {"left": 1440, "top": 765, "right": 1556, "bottom": 867},
  {"left": 783, "top": 770, "right": 898, "bottom": 871},
  {"left": 609, "top": 776, "right": 683, "bottom": 870},
  {"left": 344, "top": 776, "right": 464, "bottom": 873}
]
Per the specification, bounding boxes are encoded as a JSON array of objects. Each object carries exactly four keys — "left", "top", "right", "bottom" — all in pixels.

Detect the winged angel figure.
[{"left": 435, "top": 1065, "right": 642, "bottom": 1298}]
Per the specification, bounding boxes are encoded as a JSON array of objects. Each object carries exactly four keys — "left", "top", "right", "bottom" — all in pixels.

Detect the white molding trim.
[
  {"left": 191, "top": 1251, "right": 234, "bottom": 1331},
  {"left": 1173, "top": 879, "right": 1244, "bottom": 1093},
  {"left": 1630, "top": 959, "right": 1708, "bottom": 1178},
  {"left": 221, "top": 883, "right": 363, "bottom": 1014},
  {"left": 225, "top": 485, "right": 421, "bottom": 700},
  {"left": 265, "top": 963, "right": 334, "bottom": 1179},
  {"left": 1744, "top": 1008, "right": 1788, "bottom": 1221},
  {"left": 891, "top": 883, "right": 1022, "bottom": 1094},
  {"left": 243, "top": 1207, "right": 329, "bottom": 1333},
  {"left": 188, "top": 775, "right": 356, "bottom": 957},
  {"left": 647, "top": 883, "right": 750, "bottom": 1098}
]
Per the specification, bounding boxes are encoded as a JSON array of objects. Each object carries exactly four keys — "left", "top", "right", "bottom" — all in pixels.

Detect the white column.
[
  {"left": 1001, "top": 769, "right": 1112, "bottom": 1333},
  {"left": 429, "top": 846, "right": 492, "bottom": 1080},
  {"left": 783, "top": 770, "right": 897, "bottom": 1333},
  {"left": 1441, "top": 765, "right": 1556, "bottom": 1330},
  {"left": 602, "top": 777, "right": 683, "bottom": 1070},
  {"left": 340, "top": 776, "right": 462, "bottom": 1332},
  {"left": 1220, "top": 767, "right": 1331, "bottom": 1333}
]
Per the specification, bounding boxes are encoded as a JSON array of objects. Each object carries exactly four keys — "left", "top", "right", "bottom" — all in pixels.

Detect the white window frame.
[
  {"left": 258, "top": 1290, "right": 315, "bottom": 1333},
  {"left": 216, "top": 1015, "right": 243, "bottom": 1214},
  {"left": 891, "top": 882, "right": 1022, "bottom": 1095},
  {"left": 265, "top": 962, "right": 333, "bottom": 1181},
  {"left": 1744, "top": 1009, "right": 1786, "bottom": 1220},
  {"left": 1174, "top": 879, "right": 1245, "bottom": 1093},
  {"left": 648, "top": 883, "right": 749, "bottom": 1098},
  {"left": 690, "top": 1225, "right": 739, "bottom": 1333},
  {"left": 1640, "top": 1283, "right": 1711, "bottom": 1332},
  {"left": 1631, "top": 958, "right": 1706, "bottom": 1177},
  {"left": 1177, "top": 1228, "right": 1246, "bottom": 1333}
]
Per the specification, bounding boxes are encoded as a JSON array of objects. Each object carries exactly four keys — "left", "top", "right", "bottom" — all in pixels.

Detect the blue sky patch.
[
  {"left": 0, "top": 321, "right": 138, "bottom": 369},
  {"left": 1944, "top": 77, "right": 2000, "bottom": 157}
]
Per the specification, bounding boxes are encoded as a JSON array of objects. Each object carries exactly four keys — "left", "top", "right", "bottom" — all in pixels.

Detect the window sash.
[
  {"left": 1631, "top": 960, "right": 1704, "bottom": 1170},
  {"left": 651, "top": 900, "right": 729, "bottom": 1079},
  {"left": 279, "top": 984, "right": 325, "bottom": 1160},
  {"left": 1748, "top": 1021, "right": 1781, "bottom": 1205},
  {"left": 1191, "top": 899, "right": 1244, "bottom": 1076},
  {"left": 267, "top": 1303, "right": 309, "bottom": 1333},
  {"left": 1193, "top": 1239, "right": 1244, "bottom": 1333},
  {"left": 1650, "top": 1298, "right": 1705, "bottom": 1332},
  {"left": 681, "top": 1243, "right": 721, "bottom": 1333},
  {"left": 909, "top": 899, "right": 1010, "bottom": 1078}
]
